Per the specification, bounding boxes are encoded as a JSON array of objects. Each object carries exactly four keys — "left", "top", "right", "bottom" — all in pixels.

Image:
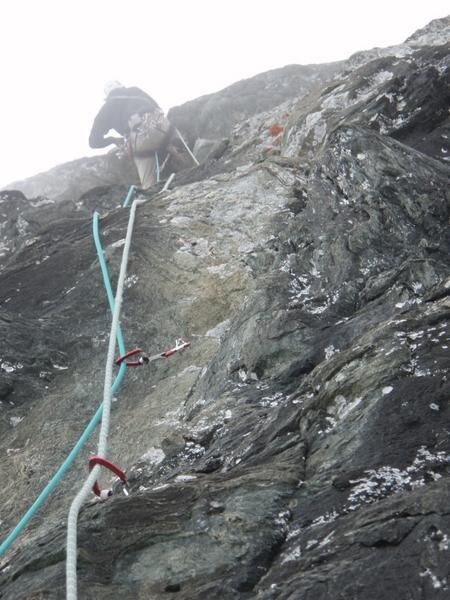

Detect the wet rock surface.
[
  {"left": 0, "top": 16, "right": 449, "bottom": 600},
  {"left": 168, "top": 62, "right": 345, "bottom": 144}
]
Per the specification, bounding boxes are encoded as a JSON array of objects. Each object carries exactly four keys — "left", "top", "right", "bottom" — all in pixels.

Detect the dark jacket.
[{"left": 89, "top": 86, "right": 160, "bottom": 148}]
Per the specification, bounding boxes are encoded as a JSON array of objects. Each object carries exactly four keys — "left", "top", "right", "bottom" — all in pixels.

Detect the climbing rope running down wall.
[
  {"left": 0, "top": 177, "right": 181, "bottom": 563},
  {"left": 0, "top": 216, "right": 128, "bottom": 560},
  {"left": 66, "top": 195, "right": 146, "bottom": 599}
]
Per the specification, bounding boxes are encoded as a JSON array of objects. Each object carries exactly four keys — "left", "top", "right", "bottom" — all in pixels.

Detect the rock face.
[
  {"left": 0, "top": 16, "right": 449, "bottom": 600},
  {"left": 167, "top": 62, "right": 345, "bottom": 144},
  {"left": 3, "top": 153, "right": 138, "bottom": 205}
]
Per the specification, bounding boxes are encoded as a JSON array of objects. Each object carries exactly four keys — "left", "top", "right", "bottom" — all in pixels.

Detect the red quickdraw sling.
[
  {"left": 88, "top": 456, "right": 127, "bottom": 500},
  {"left": 115, "top": 339, "right": 191, "bottom": 367}
]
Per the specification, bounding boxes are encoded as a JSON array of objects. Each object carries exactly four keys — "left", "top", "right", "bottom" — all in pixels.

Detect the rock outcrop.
[
  {"left": 3, "top": 153, "right": 137, "bottom": 205},
  {"left": 0, "top": 16, "right": 449, "bottom": 600},
  {"left": 167, "top": 62, "right": 345, "bottom": 143}
]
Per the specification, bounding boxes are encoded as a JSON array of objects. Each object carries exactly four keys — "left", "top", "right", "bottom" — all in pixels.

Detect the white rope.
[
  {"left": 66, "top": 197, "right": 146, "bottom": 600},
  {"left": 175, "top": 128, "right": 200, "bottom": 166},
  {"left": 162, "top": 173, "right": 175, "bottom": 192}
]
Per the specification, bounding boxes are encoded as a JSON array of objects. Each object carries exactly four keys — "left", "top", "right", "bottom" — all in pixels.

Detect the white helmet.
[{"left": 104, "top": 80, "right": 124, "bottom": 98}]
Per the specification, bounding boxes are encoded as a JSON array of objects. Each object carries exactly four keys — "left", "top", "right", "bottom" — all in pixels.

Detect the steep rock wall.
[
  {"left": 167, "top": 62, "right": 345, "bottom": 143},
  {"left": 0, "top": 16, "right": 449, "bottom": 600}
]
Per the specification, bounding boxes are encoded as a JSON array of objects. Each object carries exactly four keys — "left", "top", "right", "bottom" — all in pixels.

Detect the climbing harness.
[
  {"left": 116, "top": 339, "right": 190, "bottom": 367},
  {"left": 88, "top": 456, "right": 128, "bottom": 500},
  {"left": 124, "top": 122, "right": 196, "bottom": 192}
]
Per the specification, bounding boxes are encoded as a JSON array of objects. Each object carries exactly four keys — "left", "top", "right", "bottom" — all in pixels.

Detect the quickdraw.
[
  {"left": 115, "top": 339, "right": 190, "bottom": 367},
  {"left": 115, "top": 347, "right": 148, "bottom": 367},
  {"left": 88, "top": 456, "right": 128, "bottom": 500},
  {"left": 161, "top": 339, "right": 191, "bottom": 357}
]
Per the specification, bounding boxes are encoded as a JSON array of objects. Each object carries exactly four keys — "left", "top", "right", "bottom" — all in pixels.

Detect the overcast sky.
[{"left": 0, "top": 1, "right": 448, "bottom": 187}]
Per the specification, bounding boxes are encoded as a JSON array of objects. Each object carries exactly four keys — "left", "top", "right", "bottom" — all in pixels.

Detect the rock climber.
[{"left": 89, "top": 81, "right": 180, "bottom": 189}]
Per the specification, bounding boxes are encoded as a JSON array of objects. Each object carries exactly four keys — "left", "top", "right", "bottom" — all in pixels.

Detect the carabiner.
[
  {"left": 115, "top": 348, "right": 149, "bottom": 367},
  {"left": 88, "top": 456, "right": 127, "bottom": 499}
]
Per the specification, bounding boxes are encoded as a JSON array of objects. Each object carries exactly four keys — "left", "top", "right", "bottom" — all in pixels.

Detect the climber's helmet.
[{"left": 104, "top": 80, "right": 124, "bottom": 98}]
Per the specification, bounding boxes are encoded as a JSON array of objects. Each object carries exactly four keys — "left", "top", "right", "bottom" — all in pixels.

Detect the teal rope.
[
  {"left": 67, "top": 198, "right": 145, "bottom": 598},
  {"left": 123, "top": 185, "right": 137, "bottom": 208},
  {"left": 0, "top": 212, "right": 127, "bottom": 558}
]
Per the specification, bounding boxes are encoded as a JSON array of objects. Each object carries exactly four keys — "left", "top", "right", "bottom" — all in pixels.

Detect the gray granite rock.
[{"left": 0, "top": 16, "right": 449, "bottom": 600}]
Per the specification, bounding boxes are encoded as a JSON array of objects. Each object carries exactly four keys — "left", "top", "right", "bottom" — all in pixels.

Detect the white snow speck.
[
  {"left": 152, "top": 483, "right": 170, "bottom": 491},
  {"left": 395, "top": 302, "right": 407, "bottom": 309},
  {"left": 408, "top": 331, "right": 424, "bottom": 340},
  {"left": 414, "top": 367, "right": 432, "bottom": 378},
  {"left": 348, "top": 446, "right": 450, "bottom": 509},
  {"left": 382, "top": 386, "right": 393, "bottom": 395},
  {"left": 286, "top": 527, "right": 302, "bottom": 541},
  {"left": 438, "top": 533, "right": 450, "bottom": 551},
  {"left": 6, "top": 448, "right": 21, "bottom": 456},
  {"left": 282, "top": 545, "right": 301, "bottom": 563},
  {"left": 325, "top": 345, "right": 339, "bottom": 360},
  {"left": 260, "top": 392, "right": 284, "bottom": 408},
  {"left": 318, "top": 531, "right": 335, "bottom": 548},
  {"left": 140, "top": 447, "right": 165, "bottom": 465},
  {"left": 238, "top": 368, "right": 248, "bottom": 382},
  {"left": 311, "top": 511, "right": 339, "bottom": 527},
  {"left": 420, "top": 569, "right": 446, "bottom": 590},
  {"left": 174, "top": 474, "right": 197, "bottom": 482},
  {"left": 1, "top": 361, "right": 24, "bottom": 373},
  {"left": 124, "top": 274, "right": 138, "bottom": 288}
]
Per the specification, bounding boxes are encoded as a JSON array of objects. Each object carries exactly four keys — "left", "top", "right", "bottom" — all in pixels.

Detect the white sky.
[{"left": 0, "top": 1, "right": 448, "bottom": 187}]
